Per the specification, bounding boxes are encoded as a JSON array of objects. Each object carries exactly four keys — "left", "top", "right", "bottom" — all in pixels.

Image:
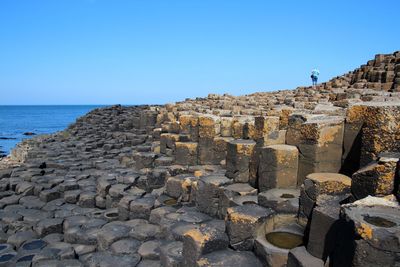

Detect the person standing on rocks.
[{"left": 311, "top": 68, "right": 320, "bottom": 88}]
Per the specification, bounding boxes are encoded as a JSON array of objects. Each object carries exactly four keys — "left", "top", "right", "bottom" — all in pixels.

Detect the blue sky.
[{"left": 0, "top": 0, "right": 399, "bottom": 105}]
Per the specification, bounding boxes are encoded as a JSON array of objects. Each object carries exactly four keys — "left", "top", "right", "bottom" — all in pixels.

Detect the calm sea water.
[{"left": 0, "top": 105, "right": 103, "bottom": 155}]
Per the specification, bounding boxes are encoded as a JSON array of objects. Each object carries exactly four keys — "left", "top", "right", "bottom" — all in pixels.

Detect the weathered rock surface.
[{"left": 1, "top": 51, "right": 400, "bottom": 266}]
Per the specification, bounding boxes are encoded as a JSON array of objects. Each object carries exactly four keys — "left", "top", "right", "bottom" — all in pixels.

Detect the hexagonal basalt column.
[
  {"left": 198, "top": 115, "right": 221, "bottom": 165},
  {"left": 179, "top": 114, "right": 199, "bottom": 142},
  {"left": 258, "top": 145, "right": 299, "bottom": 191},
  {"left": 226, "top": 140, "right": 256, "bottom": 183},
  {"left": 337, "top": 196, "right": 400, "bottom": 267},
  {"left": 287, "top": 115, "right": 345, "bottom": 185},
  {"left": 166, "top": 174, "right": 197, "bottom": 202},
  {"left": 174, "top": 142, "right": 198, "bottom": 166},
  {"left": 254, "top": 116, "right": 280, "bottom": 146},
  {"left": 351, "top": 156, "right": 399, "bottom": 199},
  {"left": 299, "top": 173, "right": 351, "bottom": 220},
  {"left": 226, "top": 204, "right": 274, "bottom": 250},
  {"left": 196, "top": 175, "right": 232, "bottom": 217},
  {"left": 218, "top": 183, "right": 258, "bottom": 219},
  {"left": 182, "top": 220, "right": 228, "bottom": 267},
  {"left": 359, "top": 102, "right": 400, "bottom": 167},
  {"left": 306, "top": 194, "right": 349, "bottom": 261}
]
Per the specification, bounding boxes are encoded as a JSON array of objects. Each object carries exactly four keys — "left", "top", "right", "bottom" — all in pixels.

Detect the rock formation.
[{"left": 0, "top": 51, "right": 399, "bottom": 266}]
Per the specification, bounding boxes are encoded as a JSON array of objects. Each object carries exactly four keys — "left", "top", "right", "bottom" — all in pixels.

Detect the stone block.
[
  {"left": 198, "top": 115, "right": 220, "bottom": 139},
  {"left": 226, "top": 204, "right": 274, "bottom": 250},
  {"left": 174, "top": 142, "right": 198, "bottom": 166},
  {"left": 159, "top": 241, "right": 183, "bottom": 267},
  {"left": 287, "top": 246, "right": 325, "bottom": 267},
  {"left": 351, "top": 156, "right": 399, "bottom": 199},
  {"left": 306, "top": 194, "right": 348, "bottom": 260},
  {"left": 226, "top": 139, "right": 256, "bottom": 183},
  {"left": 160, "top": 133, "right": 180, "bottom": 154},
  {"left": 254, "top": 116, "right": 280, "bottom": 145},
  {"left": 182, "top": 220, "right": 228, "bottom": 266},
  {"left": 196, "top": 175, "right": 232, "bottom": 217},
  {"left": 258, "top": 188, "right": 300, "bottom": 213},
  {"left": 220, "top": 117, "right": 233, "bottom": 137},
  {"left": 258, "top": 144, "right": 299, "bottom": 191},
  {"left": 166, "top": 174, "right": 197, "bottom": 202},
  {"left": 179, "top": 115, "right": 199, "bottom": 142},
  {"left": 359, "top": 103, "right": 400, "bottom": 167},
  {"left": 337, "top": 196, "right": 400, "bottom": 267},
  {"left": 299, "top": 173, "right": 351, "bottom": 219},
  {"left": 218, "top": 183, "right": 258, "bottom": 218},
  {"left": 286, "top": 115, "right": 344, "bottom": 184}
]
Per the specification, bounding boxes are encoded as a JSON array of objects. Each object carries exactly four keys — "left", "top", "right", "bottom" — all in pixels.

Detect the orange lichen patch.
[
  {"left": 318, "top": 124, "right": 342, "bottom": 145},
  {"left": 236, "top": 143, "right": 255, "bottom": 156},
  {"left": 308, "top": 173, "right": 351, "bottom": 186},
  {"left": 181, "top": 178, "right": 193, "bottom": 191},
  {"left": 184, "top": 228, "right": 211, "bottom": 245},
  {"left": 300, "top": 124, "right": 319, "bottom": 141},
  {"left": 175, "top": 142, "right": 198, "bottom": 152},
  {"left": 346, "top": 105, "right": 366, "bottom": 123},
  {"left": 199, "top": 116, "right": 216, "bottom": 127},
  {"left": 197, "top": 258, "right": 210, "bottom": 266},
  {"left": 357, "top": 223, "right": 373, "bottom": 239},
  {"left": 227, "top": 209, "right": 258, "bottom": 224},
  {"left": 179, "top": 115, "right": 198, "bottom": 127},
  {"left": 194, "top": 171, "right": 202, "bottom": 177}
]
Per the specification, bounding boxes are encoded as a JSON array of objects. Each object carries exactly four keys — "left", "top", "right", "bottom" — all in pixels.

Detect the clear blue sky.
[{"left": 1, "top": 0, "right": 399, "bottom": 105}]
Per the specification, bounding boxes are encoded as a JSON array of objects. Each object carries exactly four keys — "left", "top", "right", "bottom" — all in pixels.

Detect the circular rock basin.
[
  {"left": 265, "top": 231, "right": 303, "bottom": 249},
  {"left": 21, "top": 239, "right": 47, "bottom": 251},
  {"left": 280, "top": 193, "right": 295, "bottom": 199},
  {"left": 104, "top": 210, "right": 118, "bottom": 221},
  {"left": 255, "top": 214, "right": 304, "bottom": 267},
  {"left": 0, "top": 253, "right": 15, "bottom": 263},
  {"left": 17, "top": 254, "right": 35, "bottom": 262},
  {"left": 164, "top": 198, "right": 177, "bottom": 206},
  {"left": 363, "top": 215, "right": 396, "bottom": 228},
  {"left": 242, "top": 201, "right": 258, "bottom": 205}
]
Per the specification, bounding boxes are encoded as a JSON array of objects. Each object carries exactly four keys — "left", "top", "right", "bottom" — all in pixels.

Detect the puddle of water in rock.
[
  {"left": 105, "top": 212, "right": 118, "bottom": 218},
  {"left": 280, "top": 194, "right": 295, "bottom": 199},
  {"left": 0, "top": 245, "right": 8, "bottom": 251},
  {"left": 17, "top": 254, "right": 35, "bottom": 262},
  {"left": 21, "top": 240, "right": 46, "bottom": 250},
  {"left": 164, "top": 199, "right": 177, "bottom": 206},
  {"left": 363, "top": 215, "right": 396, "bottom": 228},
  {"left": 0, "top": 253, "right": 15, "bottom": 262},
  {"left": 265, "top": 231, "right": 303, "bottom": 249},
  {"left": 242, "top": 201, "right": 257, "bottom": 205}
]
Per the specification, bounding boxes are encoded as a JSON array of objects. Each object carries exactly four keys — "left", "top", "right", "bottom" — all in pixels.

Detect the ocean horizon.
[{"left": 0, "top": 105, "right": 106, "bottom": 156}]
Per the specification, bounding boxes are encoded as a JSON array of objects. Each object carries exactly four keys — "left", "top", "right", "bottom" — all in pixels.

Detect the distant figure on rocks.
[{"left": 311, "top": 68, "right": 320, "bottom": 88}]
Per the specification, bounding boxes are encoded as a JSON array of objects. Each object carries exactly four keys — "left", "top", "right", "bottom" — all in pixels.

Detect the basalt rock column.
[
  {"left": 287, "top": 115, "right": 345, "bottom": 185},
  {"left": 174, "top": 142, "right": 198, "bottom": 166},
  {"left": 299, "top": 173, "right": 351, "bottom": 220},
  {"left": 226, "top": 204, "right": 274, "bottom": 250},
  {"left": 258, "top": 144, "right": 299, "bottom": 191},
  {"left": 351, "top": 156, "right": 399, "bottom": 200},
  {"left": 359, "top": 102, "right": 400, "bottom": 167},
  {"left": 226, "top": 140, "right": 256, "bottom": 183},
  {"left": 179, "top": 114, "right": 199, "bottom": 142},
  {"left": 198, "top": 115, "right": 221, "bottom": 165},
  {"left": 338, "top": 196, "right": 400, "bottom": 267}
]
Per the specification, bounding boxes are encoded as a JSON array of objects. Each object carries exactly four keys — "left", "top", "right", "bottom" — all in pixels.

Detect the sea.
[{"left": 0, "top": 105, "right": 103, "bottom": 156}]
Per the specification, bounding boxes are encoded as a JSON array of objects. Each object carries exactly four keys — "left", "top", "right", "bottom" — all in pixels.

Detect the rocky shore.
[{"left": 0, "top": 51, "right": 399, "bottom": 267}]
